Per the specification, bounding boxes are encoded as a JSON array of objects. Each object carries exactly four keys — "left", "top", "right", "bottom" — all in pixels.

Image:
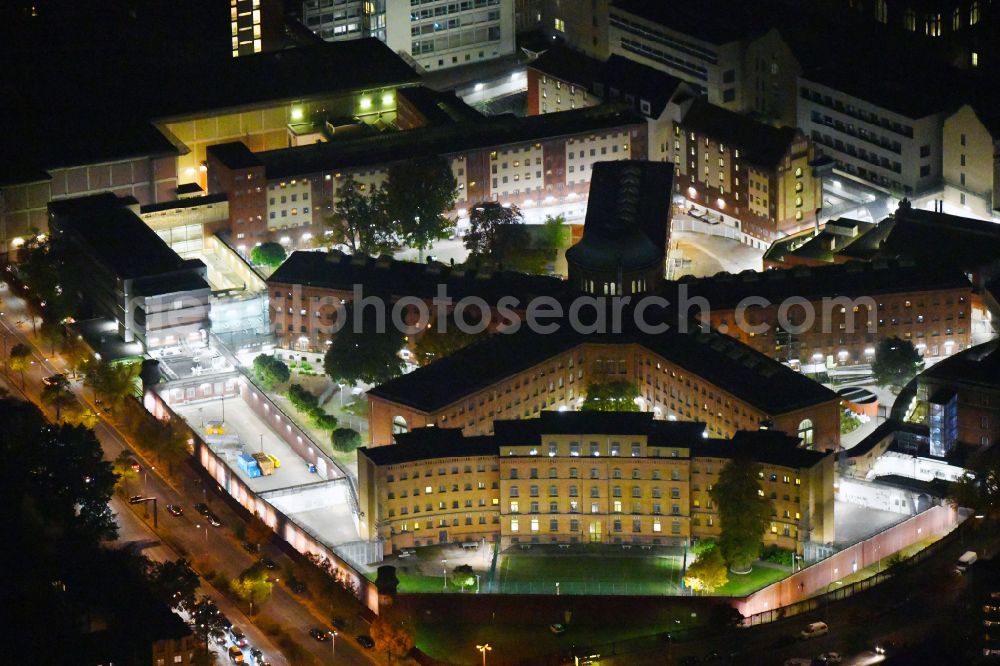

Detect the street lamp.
[
  {"left": 476, "top": 643, "right": 492, "bottom": 666},
  {"left": 442, "top": 559, "right": 448, "bottom": 590},
  {"left": 329, "top": 630, "right": 338, "bottom": 657},
  {"left": 475, "top": 573, "right": 480, "bottom": 594}
]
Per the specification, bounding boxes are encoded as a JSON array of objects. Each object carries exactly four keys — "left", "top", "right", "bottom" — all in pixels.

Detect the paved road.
[{"left": 0, "top": 281, "right": 379, "bottom": 666}]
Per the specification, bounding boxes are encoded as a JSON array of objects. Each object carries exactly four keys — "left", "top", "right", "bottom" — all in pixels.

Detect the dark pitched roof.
[
  {"left": 600, "top": 55, "right": 685, "bottom": 117},
  {"left": 492, "top": 411, "right": 708, "bottom": 445},
  {"left": 693, "top": 429, "right": 828, "bottom": 469},
  {"left": 528, "top": 45, "right": 604, "bottom": 87},
  {"left": 48, "top": 194, "right": 189, "bottom": 279},
  {"left": 362, "top": 413, "right": 825, "bottom": 469},
  {"left": 267, "top": 250, "right": 569, "bottom": 302},
  {"left": 368, "top": 305, "right": 839, "bottom": 416},
  {"left": 361, "top": 429, "right": 498, "bottom": 465},
  {"left": 878, "top": 205, "right": 1000, "bottom": 272},
  {"left": 207, "top": 142, "right": 262, "bottom": 170},
  {"left": 610, "top": 0, "right": 768, "bottom": 45},
  {"left": 921, "top": 339, "right": 1000, "bottom": 390},
  {"left": 222, "top": 105, "right": 645, "bottom": 180},
  {"left": 679, "top": 258, "right": 971, "bottom": 309},
  {"left": 566, "top": 161, "right": 673, "bottom": 273},
  {"left": 681, "top": 98, "right": 799, "bottom": 167}
]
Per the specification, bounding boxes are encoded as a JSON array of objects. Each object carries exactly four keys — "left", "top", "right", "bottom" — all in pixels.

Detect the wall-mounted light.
[
  {"left": 290, "top": 107, "right": 304, "bottom": 121},
  {"left": 360, "top": 97, "right": 372, "bottom": 110}
]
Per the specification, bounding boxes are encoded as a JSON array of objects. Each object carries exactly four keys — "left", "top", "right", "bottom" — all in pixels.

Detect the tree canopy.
[
  {"left": 83, "top": 359, "right": 141, "bottom": 410},
  {"left": 41, "top": 373, "right": 74, "bottom": 421},
  {"left": 684, "top": 543, "right": 729, "bottom": 593},
  {"left": 950, "top": 446, "right": 1000, "bottom": 520},
  {"left": 332, "top": 427, "right": 363, "bottom": 453},
  {"left": 370, "top": 617, "right": 415, "bottom": 665},
  {"left": 252, "top": 354, "right": 290, "bottom": 389},
  {"left": 871, "top": 336, "right": 924, "bottom": 389},
  {"left": 249, "top": 241, "right": 287, "bottom": 267},
  {"left": 385, "top": 155, "right": 457, "bottom": 256},
  {"left": 323, "top": 303, "right": 405, "bottom": 385},
  {"left": 580, "top": 380, "right": 640, "bottom": 412},
  {"left": 8, "top": 342, "right": 32, "bottom": 389},
  {"left": 319, "top": 175, "right": 397, "bottom": 255},
  {"left": 463, "top": 202, "right": 528, "bottom": 259},
  {"left": 710, "top": 459, "right": 772, "bottom": 572}
]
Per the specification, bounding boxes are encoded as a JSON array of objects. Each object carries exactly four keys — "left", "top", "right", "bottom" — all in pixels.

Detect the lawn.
[
  {"left": 498, "top": 548, "right": 684, "bottom": 595},
  {"left": 715, "top": 565, "right": 789, "bottom": 596}
]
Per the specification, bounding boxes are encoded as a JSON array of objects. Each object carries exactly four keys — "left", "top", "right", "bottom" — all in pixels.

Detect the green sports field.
[{"left": 497, "top": 547, "right": 685, "bottom": 595}]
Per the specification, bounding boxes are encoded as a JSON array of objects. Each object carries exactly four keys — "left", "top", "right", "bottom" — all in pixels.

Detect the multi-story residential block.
[
  {"left": 205, "top": 105, "right": 648, "bottom": 250},
  {"left": 796, "top": 71, "right": 950, "bottom": 196},
  {"left": 525, "top": 45, "right": 603, "bottom": 116},
  {"left": 230, "top": 0, "right": 285, "bottom": 57},
  {"left": 607, "top": 0, "right": 760, "bottom": 111},
  {"left": 668, "top": 98, "right": 822, "bottom": 248},
  {"left": 687, "top": 259, "right": 975, "bottom": 368},
  {"left": 815, "top": 0, "right": 996, "bottom": 70},
  {"left": 941, "top": 103, "right": 1000, "bottom": 218},
  {"left": 300, "top": 0, "right": 516, "bottom": 71},
  {"left": 367, "top": 321, "right": 842, "bottom": 450},
  {"left": 356, "top": 411, "right": 835, "bottom": 554},
  {"left": 919, "top": 339, "right": 1000, "bottom": 449},
  {"left": 266, "top": 249, "right": 566, "bottom": 353},
  {"left": 546, "top": 0, "right": 610, "bottom": 59}
]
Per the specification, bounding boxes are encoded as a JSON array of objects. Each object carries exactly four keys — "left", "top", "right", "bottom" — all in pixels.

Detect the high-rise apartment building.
[
  {"left": 300, "top": 0, "right": 516, "bottom": 71},
  {"left": 231, "top": 0, "right": 284, "bottom": 57}
]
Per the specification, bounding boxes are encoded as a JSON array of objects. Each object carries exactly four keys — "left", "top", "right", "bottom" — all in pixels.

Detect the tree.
[
  {"left": 230, "top": 568, "right": 272, "bottom": 615},
  {"left": 83, "top": 359, "right": 141, "bottom": 411},
  {"left": 38, "top": 317, "right": 65, "bottom": 357},
  {"left": 9, "top": 342, "right": 31, "bottom": 390},
  {"left": 452, "top": 564, "right": 475, "bottom": 591},
  {"left": 323, "top": 304, "right": 405, "bottom": 386},
  {"left": 413, "top": 314, "right": 485, "bottom": 365},
  {"left": 331, "top": 427, "right": 362, "bottom": 453},
  {"left": 684, "top": 544, "right": 729, "bottom": 593},
  {"left": 140, "top": 418, "right": 191, "bottom": 474},
  {"left": 113, "top": 449, "right": 139, "bottom": 497},
  {"left": 871, "top": 336, "right": 924, "bottom": 389},
  {"left": 385, "top": 155, "right": 458, "bottom": 259},
  {"left": 319, "top": 176, "right": 398, "bottom": 255},
  {"left": 41, "top": 373, "right": 74, "bottom": 421},
  {"left": 61, "top": 334, "right": 93, "bottom": 375},
  {"left": 950, "top": 446, "right": 1000, "bottom": 520},
  {"left": 148, "top": 558, "right": 200, "bottom": 612},
  {"left": 252, "top": 354, "right": 290, "bottom": 389},
  {"left": 370, "top": 617, "right": 414, "bottom": 665},
  {"left": 245, "top": 512, "right": 272, "bottom": 548},
  {"left": 710, "top": 459, "right": 772, "bottom": 573},
  {"left": 249, "top": 242, "right": 287, "bottom": 268},
  {"left": 0, "top": 399, "right": 118, "bottom": 542},
  {"left": 580, "top": 380, "right": 640, "bottom": 412},
  {"left": 463, "top": 202, "right": 529, "bottom": 260}
]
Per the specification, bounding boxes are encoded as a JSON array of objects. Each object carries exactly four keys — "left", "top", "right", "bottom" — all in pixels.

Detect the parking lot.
[{"left": 176, "top": 398, "right": 326, "bottom": 492}]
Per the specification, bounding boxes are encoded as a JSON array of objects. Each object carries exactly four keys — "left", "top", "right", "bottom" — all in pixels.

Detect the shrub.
[
  {"left": 287, "top": 383, "right": 319, "bottom": 412},
  {"left": 332, "top": 427, "right": 362, "bottom": 453}
]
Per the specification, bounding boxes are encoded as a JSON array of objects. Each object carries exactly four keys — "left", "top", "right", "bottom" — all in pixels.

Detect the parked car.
[
  {"left": 230, "top": 627, "right": 248, "bottom": 647},
  {"left": 259, "top": 557, "right": 277, "bottom": 570},
  {"left": 309, "top": 628, "right": 330, "bottom": 642},
  {"left": 549, "top": 623, "right": 566, "bottom": 635},
  {"left": 248, "top": 647, "right": 263, "bottom": 662},
  {"left": 194, "top": 502, "right": 210, "bottom": 516},
  {"left": 815, "top": 652, "right": 842, "bottom": 664},
  {"left": 42, "top": 373, "right": 66, "bottom": 387},
  {"left": 228, "top": 646, "right": 244, "bottom": 664},
  {"left": 207, "top": 512, "right": 222, "bottom": 527},
  {"left": 956, "top": 550, "right": 978, "bottom": 574},
  {"left": 288, "top": 579, "right": 307, "bottom": 594},
  {"left": 799, "top": 622, "right": 829, "bottom": 640},
  {"left": 166, "top": 504, "right": 183, "bottom": 516},
  {"left": 241, "top": 541, "right": 260, "bottom": 554},
  {"left": 357, "top": 635, "right": 375, "bottom": 649}
]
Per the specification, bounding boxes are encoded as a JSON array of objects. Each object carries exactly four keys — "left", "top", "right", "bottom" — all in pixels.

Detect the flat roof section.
[{"left": 49, "top": 194, "right": 188, "bottom": 279}]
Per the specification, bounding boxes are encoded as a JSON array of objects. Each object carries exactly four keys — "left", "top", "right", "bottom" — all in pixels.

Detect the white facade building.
[{"left": 301, "top": 0, "right": 515, "bottom": 72}]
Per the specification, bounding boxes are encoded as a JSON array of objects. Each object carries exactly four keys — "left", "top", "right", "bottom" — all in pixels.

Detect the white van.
[
  {"left": 800, "top": 621, "right": 829, "bottom": 639},
  {"left": 956, "top": 551, "right": 978, "bottom": 573}
]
